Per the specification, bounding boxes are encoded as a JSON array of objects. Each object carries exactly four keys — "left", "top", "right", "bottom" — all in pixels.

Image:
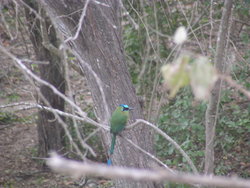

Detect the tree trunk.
[
  {"left": 40, "top": 0, "right": 160, "bottom": 187},
  {"left": 205, "top": 0, "right": 233, "bottom": 175},
  {"left": 24, "top": 1, "right": 65, "bottom": 158}
]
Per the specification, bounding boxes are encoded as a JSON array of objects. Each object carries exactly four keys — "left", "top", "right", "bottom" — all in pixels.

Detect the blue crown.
[{"left": 119, "top": 104, "right": 129, "bottom": 108}]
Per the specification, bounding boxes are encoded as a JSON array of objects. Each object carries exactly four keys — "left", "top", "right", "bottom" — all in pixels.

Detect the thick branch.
[{"left": 47, "top": 153, "right": 250, "bottom": 188}]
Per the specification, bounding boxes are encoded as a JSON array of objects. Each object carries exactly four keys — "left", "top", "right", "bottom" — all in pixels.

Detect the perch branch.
[
  {"left": 1, "top": 101, "right": 196, "bottom": 174},
  {"left": 0, "top": 102, "right": 176, "bottom": 172}
]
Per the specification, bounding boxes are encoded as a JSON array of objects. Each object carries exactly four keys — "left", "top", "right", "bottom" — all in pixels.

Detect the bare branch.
[
  {"left": 220, "top": 75, "right": 250, "bottom": 99},
  {"left": 92, "top": 0, "right": 110, "bottom": 7},
  {"left": 119, "top": 0, "right": 139, "bottom": 30},
  {"left": 0, "top": 102, "right": 108, "bottom": 130},
  {"left": 64, "top": 0, "right": 90, "bottom": 43},
  {"left": 128, "top": 119, "right": 199, "bottom": 174},
  {"left": 0, "top": 44, "right": 87, "bottom": 120},
  {"left": 0, "top": 45, "right": 101, "bottom": 158},
  {"left": 122, "top": 136, "right": 175, "bottom": 173},
  {"left": 1, "top": 100, "right": 196, "bottom": 174},
  {"left": 177, "top": 0, "right": 205, "bottom": 55},
  {"left": 0, "top": 6, "right": 14, "bottom": 40},
  {"left": 0, "top": 101, "right": 97, "bottom": 157},
  {"left": 21, "top": 59, "right": 49, "bottom": 65},
  {"left": 0, "top": 101, "right": 175, "bottom": 171},
  {"left": 20, "top": 0, "right": 44, "bottom": 20},
  {"left": 47, "top": 153, "right": 250, "bottom": 188},
  {"left": 68, "top": 47, "right": 110, "bottom": 121},
  {"left": 209, "top": 0, "right": 214, "bottom": 49}
]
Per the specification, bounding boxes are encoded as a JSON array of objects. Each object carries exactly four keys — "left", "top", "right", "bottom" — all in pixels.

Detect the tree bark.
[
  {"left": 205, "top": 0, "right": 233, "bottom": 175},
  {"left": 24, "top": 1, "right": 65, "bottom": 158},
  {"left": 39, "top": 0, "right": 159, "bottom": 187}
]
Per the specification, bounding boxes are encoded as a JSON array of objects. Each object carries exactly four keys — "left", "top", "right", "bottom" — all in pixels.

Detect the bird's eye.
[{"left": 123, "top": 107, "right": 129, "bottom": 111}]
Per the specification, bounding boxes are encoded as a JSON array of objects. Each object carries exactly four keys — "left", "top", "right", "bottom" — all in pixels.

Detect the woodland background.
[{"left": 0, "top": 0, "right": 249, "bottom": 188}]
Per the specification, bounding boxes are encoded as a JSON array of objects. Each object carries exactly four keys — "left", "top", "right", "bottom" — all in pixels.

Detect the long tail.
[
  {"left": 109, "top": 134, "right": 116, "bottom": 155},
  {"left": 107, "top": 134, "right": 116, "bottom": 165}
]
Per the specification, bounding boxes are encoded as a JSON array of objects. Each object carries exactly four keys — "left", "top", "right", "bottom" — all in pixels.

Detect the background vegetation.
[{"left": 122, "top": 0, "right": 250, "bottom": 179}]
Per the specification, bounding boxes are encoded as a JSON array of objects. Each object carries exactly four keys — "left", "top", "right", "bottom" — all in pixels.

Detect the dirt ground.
[{"left": 0, "top": 116, "right": 104, "bottom": 188}]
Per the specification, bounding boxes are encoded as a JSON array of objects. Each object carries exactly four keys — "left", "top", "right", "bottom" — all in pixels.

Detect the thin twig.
[
  {"left": 0, "top": 6, "right": 14, "bottom": 40},
  {"left": 122, "top": 136, "right": 175, "bottom": 173},
  {"left": 0, "top": 102, "right": 108, "bottom": 130},
  {"left": 209, "top": 0, "right": 214, "bottom": 49},
  {"left": 21, "top": 59, "right": 49, "bottom": 65},
  {"left": 64, "top": 0, "right": 90, "bottom": 43},
  {"left": 0, "top": 45, "right": 88, "bottom": 121},
  {"left": 68, "top": 47, "right": 110, "bottom": 121},
  {"left": 19, "top": 0, "right": 44, "bottom": 21},
  {"left": 119, "top": 0, "right": 139, "bottom": 30},
  {"left": 92, "top": 0, "right": 110, "bottom": 7},
  {"left": 177, "top": 0, "right": 205, "bottom": 55}
]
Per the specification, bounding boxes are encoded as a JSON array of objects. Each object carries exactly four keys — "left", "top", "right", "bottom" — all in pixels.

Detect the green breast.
[{"left": 110, "top": 106, "right": 129, "bottom": 134}]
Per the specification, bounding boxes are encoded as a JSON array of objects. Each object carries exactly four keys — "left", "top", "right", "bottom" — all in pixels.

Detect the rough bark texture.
[
  {"left": 205, "top": 0, "right": 233, "bottom": 175},
  {"left": 24, "top": 1, "right": 65, "bottom": 158},
  {"left": 40, "top": 0, "right": 159, "bottom": 187}
]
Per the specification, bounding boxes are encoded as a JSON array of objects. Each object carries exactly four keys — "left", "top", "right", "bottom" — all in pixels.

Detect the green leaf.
[{"left": 161, "top": 55, "right": 190, "bottom": 98}]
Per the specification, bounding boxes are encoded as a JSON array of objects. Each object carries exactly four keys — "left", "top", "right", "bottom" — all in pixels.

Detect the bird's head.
[{"left": 119, "top": 104, "right": 133, "bottom": 111}]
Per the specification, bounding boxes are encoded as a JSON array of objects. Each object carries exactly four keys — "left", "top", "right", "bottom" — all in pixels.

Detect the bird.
[{"left": 107, "top": 104, "right": 133, "bottom": 165}]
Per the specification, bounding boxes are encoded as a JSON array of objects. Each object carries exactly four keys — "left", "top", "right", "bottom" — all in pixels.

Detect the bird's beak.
[{"left": 129, "top": 107, "right": 134, "bottom": 110}]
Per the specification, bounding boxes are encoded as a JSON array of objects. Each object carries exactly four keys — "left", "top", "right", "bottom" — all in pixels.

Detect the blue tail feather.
[{"left": 107, "top": 159, "right": 112, "bottom": 166}]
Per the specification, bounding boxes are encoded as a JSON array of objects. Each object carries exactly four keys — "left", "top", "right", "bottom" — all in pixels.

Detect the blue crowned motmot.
[{"left": 107, "top": 104, "right": 133, "bottom": 165}]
